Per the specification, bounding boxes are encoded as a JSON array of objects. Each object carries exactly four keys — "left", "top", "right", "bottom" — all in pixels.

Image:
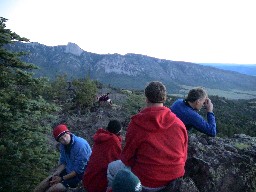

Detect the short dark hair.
[
  {"left": 107, "top": 120, "right": 122, "bottom": 134},
  {"left": 144, "top": 81, "right": 167, "bottom": 103},
  {"left": 186, "top": 87, "right": 207, "bottom": 102}
]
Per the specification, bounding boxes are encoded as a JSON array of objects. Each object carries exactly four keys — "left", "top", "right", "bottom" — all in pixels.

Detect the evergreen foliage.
[
  {"left": 72, "top": 78, "right": 98, "bottom": 109},
  {"left": 50, "top": 74, "right": 70, "bottom": 102},
  {"left": 46, "top": 76, "right": 98, "bottom": 113},
  {"left": 122, "top": 92, "right": 145, "bottom": 116},
  {"left": 209, "top": 96, "right": 256, "bottom": 137},
  {"left": 0, "top": 17, "right": 59, "bottom": 191}
]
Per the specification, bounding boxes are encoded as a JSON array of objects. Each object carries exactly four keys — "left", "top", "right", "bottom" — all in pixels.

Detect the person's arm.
[
  {"left": 120, "top": 122, "right": 139, "bottom": 167},
  {"left": 204, "top": 98, "right": 217, "bottom": 136},
  {"left": 50, "top": 171, "right": 77, "bottom": 186},
  {"left": 49, "top": 164, "right": 66, "bottom": 186},
  {"left": 53, "top": 164, "right": 65, "bottom": 176},
  {"left": 106, "top": 136, "right": 122, "bottom": 161},
  {"left": 72, "top": 139, "right": 92, "bottom": 175},
  {"left": 62, "top": 171, "right": 77, "bottom": 180},
  {"left": 189, "top": 107, "right": 216, "bottom": 136}
]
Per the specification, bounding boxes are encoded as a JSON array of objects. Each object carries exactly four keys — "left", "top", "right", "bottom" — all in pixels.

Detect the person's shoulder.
[
  {"left": 171, "top": 98, "right": 182, "bottom": 106},
  {"left": 111, "top": 134, "right": 122, "bottom": 143},
  {"left": 175, "top": 98, "right": 184, "bottom": 103},
  {"left": 73, "top": 134, "right": 89, "bottom": 144}
]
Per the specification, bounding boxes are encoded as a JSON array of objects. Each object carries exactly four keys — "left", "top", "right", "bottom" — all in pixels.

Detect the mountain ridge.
[{"left": 5, "top": 42, "right": 256, "bottom": 99}]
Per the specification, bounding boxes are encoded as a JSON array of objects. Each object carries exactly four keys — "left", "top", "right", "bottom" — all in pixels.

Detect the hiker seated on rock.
[
  {"left": 83, "top": 120, "right": 122, "bottom": 192},
  {"left": 107, "top": 81, "right": 188, "bottom": 192},
  {"left": 34, "top": 124, "right": 92, "bottom": 192},
  {"left": 98, "top": 93, "right": 112, "bottom": 105},
  {"left": 170, "top": 87, "right": 217, "bottom": 137}
]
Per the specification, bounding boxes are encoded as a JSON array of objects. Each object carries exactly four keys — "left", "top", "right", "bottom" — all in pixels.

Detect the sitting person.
[
  {"left": 111, "top": 168, "right": 142, "bottom": 192},
  {"left": 107, "top": 81, "right": 188, "bottom": 192},
  {"left": 34, "top": 124, "right": 92, "bottom": 192},
  {"left": 83, "top": 120, "right": 122, "bottom": 192},
  {"left": 170, "top": 87, "right": 217, "bottom": 137},
  {"left": 98, "top": 93, "right": 112, "bottom": 105}
]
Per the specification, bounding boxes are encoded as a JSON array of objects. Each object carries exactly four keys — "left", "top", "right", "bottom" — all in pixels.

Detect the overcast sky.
[{"left": 1, "top": 0, "right": 256, "bottom": 64}]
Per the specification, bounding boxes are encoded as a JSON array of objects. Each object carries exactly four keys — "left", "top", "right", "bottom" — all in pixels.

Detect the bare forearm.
[
  {"left": 50, "top": 170, "right": 77, "bottom": 186},
  {"left": 53, "top": 164, "right": 65, "bottom": 176},
  {"left": 62, "top": 171, "right": 77, "bottom": 180}
]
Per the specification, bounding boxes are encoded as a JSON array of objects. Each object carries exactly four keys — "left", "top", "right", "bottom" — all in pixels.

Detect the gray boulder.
[{"left": 182, "top": 134, "right": 256, "bottom": 192}]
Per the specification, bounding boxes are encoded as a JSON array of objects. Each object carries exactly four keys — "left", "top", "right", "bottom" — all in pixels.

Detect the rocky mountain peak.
[{"left": 65, "top": 42, "right": 83, "bottom": 56}]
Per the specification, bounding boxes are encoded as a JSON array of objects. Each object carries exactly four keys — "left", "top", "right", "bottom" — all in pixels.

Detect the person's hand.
[
  {"left": 49, "top": 175, "right": 62, "bottom": 186},
  {"left": 204, "top": 98, "right": 213, "bottom": 112}
]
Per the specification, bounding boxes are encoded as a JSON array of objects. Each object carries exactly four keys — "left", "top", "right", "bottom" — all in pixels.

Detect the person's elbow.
[
  {"left": 208, "top": 132, "right": 217, "bottom": 137},
  {"left": 208, "top": 128, "right": 217, "bottom": 137}
]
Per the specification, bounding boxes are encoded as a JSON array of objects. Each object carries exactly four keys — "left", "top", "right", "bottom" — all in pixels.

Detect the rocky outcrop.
[
  {"left": 67, "top": 131, "right": 256, "bottom": 192},
  {"left": 61, "top": 101, "right": 256, "bottom": 192},
  {"left": 181, "top": 133, "right": 256, "bottom": 192},
  {"left": 65, "top": 42, "right": 84, "bottom": 56}
]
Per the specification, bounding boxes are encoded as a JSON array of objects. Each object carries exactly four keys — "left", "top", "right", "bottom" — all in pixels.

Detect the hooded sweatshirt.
[
  {"left": 83, "top": 128, "right": 122, "bottom": 192},
  {"left": 120, "top": 106, "right": 188, "bottom": 188}
]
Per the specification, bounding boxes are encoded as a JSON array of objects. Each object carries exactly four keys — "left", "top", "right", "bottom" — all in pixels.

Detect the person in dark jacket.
[
  {"left": 83, "top": 120, "right": 122, "bottom": 192},
  {"left": 107, "top": 81, "right": 188, "bottom": 192},
  {"left": 34, "top": 124, "right": 92, "bottom": 192},
  {"left": 170, "top": 87, "right": 217, "bottom": 137}
]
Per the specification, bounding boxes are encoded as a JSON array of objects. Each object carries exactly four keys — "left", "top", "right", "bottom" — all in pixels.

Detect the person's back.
[
  {"left": 171, "top": 87, "right": 217, "bottom": 137},
  {"left": 83, "top": 120, "right": 122, "bottom": 192},
  {"left": 120, "top": 81, "right": 188, "bottom": 191}
]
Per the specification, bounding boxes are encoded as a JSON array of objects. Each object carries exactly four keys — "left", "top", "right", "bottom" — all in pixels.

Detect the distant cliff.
[{"left": 5, "top": 42, "right": 256, "bottom": 99}]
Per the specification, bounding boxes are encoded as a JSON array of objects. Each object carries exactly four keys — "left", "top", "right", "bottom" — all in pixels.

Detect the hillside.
[{"left": 5, "top": 42, "right": 256, "bottom": 99}]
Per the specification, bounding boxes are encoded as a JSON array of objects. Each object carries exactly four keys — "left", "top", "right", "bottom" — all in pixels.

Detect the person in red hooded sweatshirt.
[
  {"left": 83, "top": 120, "right": 122, "bottom": 192},
  {"left": 107, "top": 81, "right": 188, "bottom": 192}
]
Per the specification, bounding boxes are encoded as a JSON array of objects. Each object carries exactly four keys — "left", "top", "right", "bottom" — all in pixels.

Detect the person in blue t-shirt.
[{"left": 171, "top": 87, "right": 217, "bottom": 137}]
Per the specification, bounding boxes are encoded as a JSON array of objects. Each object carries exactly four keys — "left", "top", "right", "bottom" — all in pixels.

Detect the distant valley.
[
  {"left": 200, "top": 63, "right": 256, "bottom": 76},
  {"left": 5, "top": 42, "right": 256, "bottom": 100}
]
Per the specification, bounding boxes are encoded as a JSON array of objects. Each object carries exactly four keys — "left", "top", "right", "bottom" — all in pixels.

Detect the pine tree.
[
  {"left": 72, "top": 78, "right": 98, "bottom": 111},
  {"left": 0, "top": 17, "right": 59, "bottom": 191}
]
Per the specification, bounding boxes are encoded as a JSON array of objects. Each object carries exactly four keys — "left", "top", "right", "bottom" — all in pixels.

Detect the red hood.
[
  {"left": 131, "top": 106, "right": 177, "bottom": 132},
  {"left": 93, "top": 128, "right": 122, "bottom": 144}
]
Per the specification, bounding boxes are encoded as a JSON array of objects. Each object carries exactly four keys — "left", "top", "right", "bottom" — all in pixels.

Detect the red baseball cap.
[{"left": 53, "top": 124, "right": 70, "bottom": 141}]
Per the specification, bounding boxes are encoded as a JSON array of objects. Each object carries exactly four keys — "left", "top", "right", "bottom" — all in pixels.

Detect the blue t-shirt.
[{"left": 170, "top": 99, "right": 217, "bottom": 136}]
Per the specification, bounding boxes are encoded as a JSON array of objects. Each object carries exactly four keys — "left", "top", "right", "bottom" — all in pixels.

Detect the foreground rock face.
[{"left": 182, "top": 134, "right": 256, "bottom": 192}]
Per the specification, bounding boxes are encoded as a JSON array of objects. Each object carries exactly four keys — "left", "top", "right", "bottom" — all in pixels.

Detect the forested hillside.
[{"left": 1, "top": 17, "right": 256, "bottom": 191}]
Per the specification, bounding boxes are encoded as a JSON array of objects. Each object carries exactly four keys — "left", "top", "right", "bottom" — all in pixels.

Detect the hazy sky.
[{"left": 1, "top": 0, "right": 256, "bottom": 64}]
